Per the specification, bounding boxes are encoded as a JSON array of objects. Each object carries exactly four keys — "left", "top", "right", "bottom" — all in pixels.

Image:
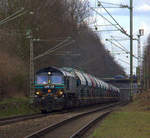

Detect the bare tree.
[{"left": 0, "top": 0, "right": 125, "bottom": 98}]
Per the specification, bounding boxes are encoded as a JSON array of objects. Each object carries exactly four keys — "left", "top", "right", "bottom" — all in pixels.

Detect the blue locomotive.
[{"left": 34, "top": 66, "right": 120, "bottom": 112}]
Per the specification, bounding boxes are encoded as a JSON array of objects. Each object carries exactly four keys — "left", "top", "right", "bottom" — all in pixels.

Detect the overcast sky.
[{"left": 88, "top": 0, "right": 150, "bottom": 75}]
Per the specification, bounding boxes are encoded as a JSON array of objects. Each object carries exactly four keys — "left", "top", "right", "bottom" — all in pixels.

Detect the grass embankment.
[
  {"left": 0, "top": 97, "right": 40, "bottom": 118},
  {"left": 90, "top": 91, "right": 150, "bottom": 138}
]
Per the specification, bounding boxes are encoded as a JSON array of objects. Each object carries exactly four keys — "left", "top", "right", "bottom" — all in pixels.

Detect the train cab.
[{"left": 34, "top": 67, "right": 74, "bottom": 112}]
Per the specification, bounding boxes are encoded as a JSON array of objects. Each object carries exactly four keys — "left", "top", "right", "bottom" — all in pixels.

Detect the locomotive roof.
[
  {"left": 61, "top": 67, "right": 93, "bottom": 87},
  {"left": 36, "top": 66, "right": 74, "bottom": 77},
  {"left": 74, "top": 71, "right": 87, "bottom": 85},
  {"left": 36, "top": 66, "right": 119, "bottom": 90}
]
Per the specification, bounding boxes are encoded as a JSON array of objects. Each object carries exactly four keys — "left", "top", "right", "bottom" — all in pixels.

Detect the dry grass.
[
  {"left": 126, "top": 90, "right": 150, "bottom": 112},
  {"left": 0, "top": 97, "right": 39, "bottom": 118},
  {"left": 90, "top": 91, "right": 150, "bottom": 138},
  {"left": 90, "top": 111, "right": 150, "bottom": 138}
]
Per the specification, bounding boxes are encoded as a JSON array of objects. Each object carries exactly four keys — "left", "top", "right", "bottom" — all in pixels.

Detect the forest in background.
[{"left": 0, "top": 0, "right": 125, "bottom": 98}]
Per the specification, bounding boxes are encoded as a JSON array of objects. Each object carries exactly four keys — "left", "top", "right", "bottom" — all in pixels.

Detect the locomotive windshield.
[
  {"left": 36, "top": 72, "right": 64, "bottom": 85},
  {"left": 36, "top": 73, "right": 48, "bottom": 84},
  {"left": 51, "top": 75, "right": 64, "bottom": 84}
]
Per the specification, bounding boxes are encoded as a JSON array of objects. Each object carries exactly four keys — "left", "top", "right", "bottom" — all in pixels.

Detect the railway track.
[
  {"left": 70, "top": 111, "right": 111, "bottom": 138},
  {"left": 0, "top": 103, "right": 115, "bottom": 126},
  {"left": 0, "top": 113, "right": 49, "bottom": 126},
  {"left": 25, "top": 102, "right": 122, "bottom": 138},
  {"left": 0, "top": 109, "right": 75, "bottom": 126}
]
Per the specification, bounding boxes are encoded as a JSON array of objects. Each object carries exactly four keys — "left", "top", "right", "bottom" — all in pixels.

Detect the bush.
[{"left": 0, "top": 52, "right": 27, "bottom": 99}]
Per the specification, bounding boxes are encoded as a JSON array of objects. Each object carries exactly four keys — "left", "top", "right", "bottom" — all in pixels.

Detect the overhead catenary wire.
[
  {"left": 0, "top": 9, "right": 28, "bottom": 26},
  {"left": 106, "top": 38, "right": 130, "bottom": 41},
  {"left": 110, "top": 52, "right": 129, "bottom": 55},
  {"left": 0, "top": 8, "right": 25, "bottom": 25},
  {"left": 106, "top": 39, "right": 129, "bottom": 53},
  {"left": 0, "top": 8, "right": 29, "bottom": 36},
  {"left": 97, "top": 1, "right": 129, "bottom": 37},
  {"left": 0, "top": 11, "right": 28, "bottom": 26},
  {"left": 106, "top": 39, "right": 138, "bottom": 59},
  {"left": 99, "top": 1, "right": 129, "bottom": 8},
  {"left": 90, "top": 0, "right": 135, "bottom": 76},
  {"left": 119, "top": 58, "right": 136, "bottom": 68},
  {"left": 34, "top": 40, "right": 75, "bottom": 60},
  {"left": 90, "top": 7, "right": 123, "bottom": 33},
  {"left": 94, "top": 0, "right": 127, "bottom": 9},
  {"left": 93, "top": 29, "right": 119, "bottom": 32},
  {"left": 34, "top": 37, "right": 75, "bottom": 60},
  {"left": 92, "top": 6, "right": 126, "bottom": 9},
  {"left": 99, "top": 1, "right": 125, "bottom": 6},
  {"left": 93, "top": 24, "right": 117, "bottom": 27},
  {"left": 111, "top": 36, "right": 129, "bottom": 52}
]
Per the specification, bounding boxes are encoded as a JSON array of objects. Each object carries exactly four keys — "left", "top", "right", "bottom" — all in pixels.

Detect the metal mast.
[
  {"left": 130, "top": 0, "right": 133, "bottom": 100},
  {"left": 137, "top": 34, "right": 141, "bottom": 88},
  {"left": 29, "top": 36, "right": 34, "bottom": 97},
  {"left": 26, "top": 29, "right": 34, "bottom": 97},
  {"left": 137, "top": 35, "right": 141, "bottom": 68},
  {"left": 137, "top": 29, "right": 144, "bottom": 88}
]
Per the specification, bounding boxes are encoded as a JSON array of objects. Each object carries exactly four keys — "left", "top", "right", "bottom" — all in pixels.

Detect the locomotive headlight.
[
  {"left": 59, "top": 91, "right": 63, "bottom": 95},
  {"left": 48, "top": 72, "right": 51, "bottom": 75},
  {"left": 36, "top": 91, "right": 40, "bottom": 95}
]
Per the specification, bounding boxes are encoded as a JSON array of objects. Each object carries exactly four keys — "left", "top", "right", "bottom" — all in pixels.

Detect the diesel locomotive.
[{"left": 34, "top": 66, "right": 120, "bottom": 112}]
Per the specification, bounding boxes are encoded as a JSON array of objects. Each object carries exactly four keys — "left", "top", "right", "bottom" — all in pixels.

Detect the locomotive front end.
[{"left": 34, "top": 68, "right": 65, "bottom": 112}]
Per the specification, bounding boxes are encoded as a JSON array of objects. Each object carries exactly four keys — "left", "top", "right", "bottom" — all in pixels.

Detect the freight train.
[{"left": 34, "top": 66, "right": 120, "bottom": 112}]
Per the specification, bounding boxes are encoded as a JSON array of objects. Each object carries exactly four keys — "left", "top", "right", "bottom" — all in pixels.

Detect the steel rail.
[
  {"left": 0, "top": 102, "right": 120, "bottom": 126},
  {"left": 70, "top": 102, "right": 129, "bottom": 138},
  {"left": 70, "top": 110, "right": 112, "bottom": 138},
  {"left": 25, "top": 102, "right": 121, "bottom": 138},
  {"left": 0, "top": 113, "right": 49, "bottom": 126}
]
